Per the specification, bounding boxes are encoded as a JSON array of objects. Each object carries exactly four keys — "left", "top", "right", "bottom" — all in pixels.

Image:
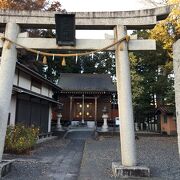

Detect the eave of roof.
[
  {"left": 16, "top": 62, "right": 61, "bottom": 91},
  {"left": 60, "top": 91, "right": 115, "bottom": 94},
  {"left": 13, "top": 85, "right": 62, "bottom": 105}
]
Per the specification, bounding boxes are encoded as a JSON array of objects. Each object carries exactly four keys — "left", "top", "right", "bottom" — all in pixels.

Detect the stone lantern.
[
  {"left": 102, "top": 106, "right": 109, "bottom": 132},
  {"left": 56, "top": 103, "right": 63, "bottom": 131}
]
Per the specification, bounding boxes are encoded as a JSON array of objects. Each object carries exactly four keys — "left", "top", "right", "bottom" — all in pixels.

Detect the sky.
[
  {"left": 58, "top": 0, "right": 163, "bottom": 38},
  {"left": 60, "top": 0, "right": 161, "bottom": 12}
]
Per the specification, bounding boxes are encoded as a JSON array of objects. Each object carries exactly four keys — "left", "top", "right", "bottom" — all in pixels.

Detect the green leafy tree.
[
  {"left": 131, "top": 30, "right": 174, "bottom": 108},
  {"left": 81, "top": 52, "right": 115, "bottom": 75}
]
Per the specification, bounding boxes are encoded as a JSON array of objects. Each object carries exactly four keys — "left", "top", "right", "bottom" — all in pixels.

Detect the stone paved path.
[
  {"left": 46, "top": 139, "right": 85, "bottom": 180},
  {"left": 2, "top": 131, "right": 94, "bottom": 180}
]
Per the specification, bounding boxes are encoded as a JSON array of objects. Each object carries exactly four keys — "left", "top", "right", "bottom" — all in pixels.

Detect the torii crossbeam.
[{"left": 0, "top": 5, "right": 173, "bottom": 177}]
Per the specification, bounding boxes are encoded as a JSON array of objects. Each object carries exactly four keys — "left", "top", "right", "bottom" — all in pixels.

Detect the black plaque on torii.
[{"left": 55, "top": 14, "right": 76, "bottom": 46}]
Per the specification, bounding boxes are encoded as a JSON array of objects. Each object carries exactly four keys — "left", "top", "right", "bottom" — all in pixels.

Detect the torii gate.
[{"left": 0, "top": 6, "right": 173, "bottom": 177}]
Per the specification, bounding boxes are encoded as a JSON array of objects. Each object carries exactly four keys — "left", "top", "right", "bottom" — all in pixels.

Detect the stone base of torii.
[{"left": 0, "top": 5, "right": 178, "bottom": 178}]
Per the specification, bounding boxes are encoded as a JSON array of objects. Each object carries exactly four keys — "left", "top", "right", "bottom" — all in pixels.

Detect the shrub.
[{"left": 5, "top": 124, "right": 39, "bottom": 154}]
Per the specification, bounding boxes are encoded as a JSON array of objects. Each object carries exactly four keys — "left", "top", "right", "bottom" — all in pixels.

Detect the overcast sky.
[
  {"left": 60, "top": 0, "right": 161, "bottom": 12},
  {"left": 58, "top": 0, "right": 163, "bottom": 38}
]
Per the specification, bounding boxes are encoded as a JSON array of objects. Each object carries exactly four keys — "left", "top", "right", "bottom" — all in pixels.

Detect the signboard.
[{"left": 55, "top": 14, "right": 76, "bottom": 46}]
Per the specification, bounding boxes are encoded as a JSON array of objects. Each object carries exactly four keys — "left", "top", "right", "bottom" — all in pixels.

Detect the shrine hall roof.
[{"left": 58, "top": 73, "right": 116, "bottom": 93}]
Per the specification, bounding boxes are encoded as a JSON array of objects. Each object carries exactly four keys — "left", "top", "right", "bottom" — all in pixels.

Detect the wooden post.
[
  {"left": 69, "top": 96, "right": 73, "bottom": 122},
  {"left": 82, "top": 94, "right": 85, "bottom": 123},
  {"left": 95, "top": 97, "right": 97, "bottom": 127}
]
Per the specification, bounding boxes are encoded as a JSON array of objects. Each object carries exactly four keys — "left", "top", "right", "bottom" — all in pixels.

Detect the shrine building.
[{"left": 58, "top": 73, "right": 117, "bottom": 126}]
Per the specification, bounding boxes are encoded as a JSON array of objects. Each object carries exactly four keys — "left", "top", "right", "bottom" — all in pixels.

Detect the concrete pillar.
[
  {"left": 173, "top": 40, "right": 180, "bottom": 156},
  {"left": 0, "top": 23, "right": 20, "bottom": 162},
  {"left": 114, "top": 25, "right": 137, "bottom": 166}
]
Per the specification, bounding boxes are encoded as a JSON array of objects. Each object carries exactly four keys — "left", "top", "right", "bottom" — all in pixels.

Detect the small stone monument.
[
  {"left": 55, "top": 103, "right": 63, "bottom": 131},
  {"left": 101, "top": 106, "right": 109, "bottom": 132},
  {"left": 56, "top": 113, "right": 62, "bottom": 130}
]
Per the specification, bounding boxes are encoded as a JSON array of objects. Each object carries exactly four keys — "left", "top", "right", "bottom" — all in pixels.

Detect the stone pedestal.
[
  {"left": 102, "top": 114, "right": 108, "bottom": 132},
  {"left": 87, "top": 121, "right": 95, "bottom": 128},
  {"left": 0, "top": 160, "right": 14, "bottom": 177},
  {"left": 112, "top": 162, "right": 150, "bottom": 178}
]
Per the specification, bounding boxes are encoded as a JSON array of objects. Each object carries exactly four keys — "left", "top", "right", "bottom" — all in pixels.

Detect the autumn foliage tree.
[
  {"left": 130, "top": 0, "right": 179, "bottom": 128},
  {"left": 150, "top": 0, "right": 180, "bottom": 56},
  {"left": 0, "top": 0, "right": 62, "bottom": 11},
  {"left": 0, "top": 0, "right": 64, "bottom": 81},
  {"left": 0, "top": 0, "right": 47, "bottom": 10}
]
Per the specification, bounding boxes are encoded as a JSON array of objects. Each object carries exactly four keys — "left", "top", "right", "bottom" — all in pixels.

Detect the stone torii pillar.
[
  {"left": 115, "top": 25, "right": 136, "bottom": 166},
  {"left": 0, "top": 23, "right": 20, "bottom": 162},
  {"left": 112, "top": 25, "right": 151, "bottom": 177},
  {"left": 173, "top": 40, "right": 180, "bottom": 156}
]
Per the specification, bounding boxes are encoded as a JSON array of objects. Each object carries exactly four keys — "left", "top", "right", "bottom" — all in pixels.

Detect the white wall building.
[{"left": 9, "top": 62, "right": 62, "bottom": 134}]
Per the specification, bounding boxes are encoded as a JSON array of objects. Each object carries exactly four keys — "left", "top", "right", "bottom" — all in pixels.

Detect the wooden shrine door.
[{"left": 73, "top": 99, "right": 95, "bottom": 121}]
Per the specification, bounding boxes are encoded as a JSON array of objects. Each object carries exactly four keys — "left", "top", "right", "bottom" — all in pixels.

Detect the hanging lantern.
[
  {"left": 43, "top": 56, "right": 47, "bottom": 64},
  {"left": 62, "top": 57, "right": 66, "bottom": 66}
]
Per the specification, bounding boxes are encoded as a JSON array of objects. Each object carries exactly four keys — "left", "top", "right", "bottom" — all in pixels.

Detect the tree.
[
  {"left": 0, "top": 0, "right": 62, "bottom": 11},
  {"left": 150, "top": 0, "right": 180, "bottom": 56},
  {"left": 129, "top": 29, "right": 175, "bottom": 129},
  {"left": 81, "top": 52, "right": 115, "bottom": 75},
  {"left": 129, "top": 52, "right": 144, "bottom": 107},
  {"left": 36, "top": 51, "right": 116, "bottom": 83},
  {"left": 149, "top": 0, "right": 179, "bottom": 107},
  {"left": 44, "top": 55, "right": 82, "bottom": 83},
  {"left": 0, "top": 0, "right": 64, "bottom": 82},
  {"left": 0, "top": 0, "right": 47, "bottom": 10},
  {"left": 131, "top": 30, "right": 174, "bottom": 107}
]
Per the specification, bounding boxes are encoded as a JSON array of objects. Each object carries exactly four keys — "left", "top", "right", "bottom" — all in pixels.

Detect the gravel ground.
[
  {"left": 1, "top": 132, "right": 180, "bottom": 180},
  {"left": 2, "top": 138, "right": 70, "bottom": 180},
  {"left": 1, "top": 131, "right": 94, "bottom": 180},
  {"left": 79, "top": 136, "right": 180, "bottom": 180}
]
